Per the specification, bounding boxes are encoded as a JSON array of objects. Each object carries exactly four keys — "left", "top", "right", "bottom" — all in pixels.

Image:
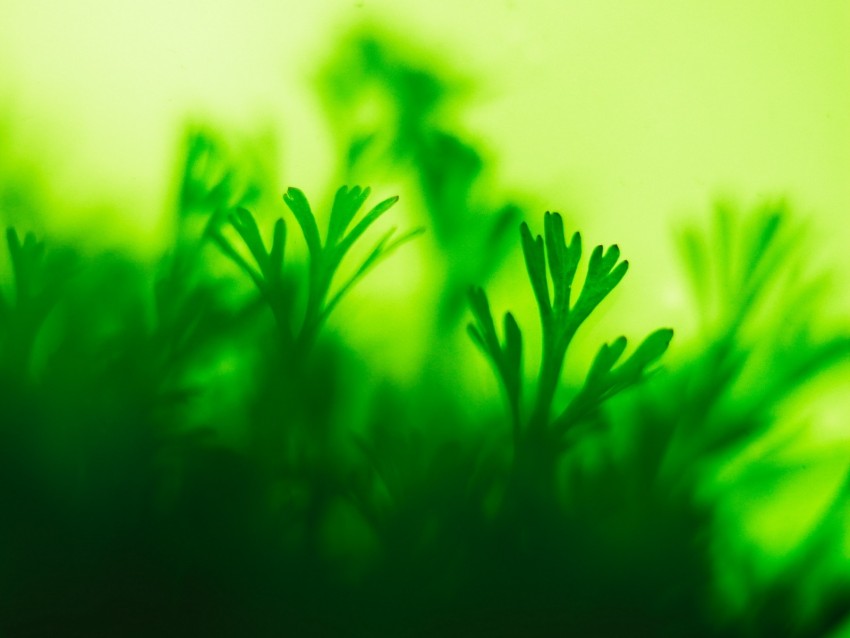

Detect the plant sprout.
[{"left": 211, "top": 185, "right": 422, "bottom": 356}]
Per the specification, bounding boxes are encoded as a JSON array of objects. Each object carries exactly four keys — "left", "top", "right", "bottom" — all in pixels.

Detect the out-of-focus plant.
[
  {"left": 317, "top": 27, "right": 521, "bottom": 327},
  {"left": 656, "top": 202, "right": 850, "bottom": 482},
  {"left": 616, "top": 201, "right": 850, "bottom": 635},
  {"left": 0, "top": 228, "right": 73, "bottom": 376}
]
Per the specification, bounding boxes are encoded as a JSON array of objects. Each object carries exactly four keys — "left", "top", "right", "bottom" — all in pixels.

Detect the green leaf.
[
  {"left": 554, "top": 328, "right": 673, "bottom": 434},
  {"left": 585, "top": 335, "right": 628, "bottom": 389},
  {"left": 472, "top": 211, "right": 673, "bottom": 459},
  {"left": 710, "top": 202, "right": 736, "bottom": 299},
  {"left": 209, "top": 228, "right": 264, "bottom": 291},
  {"left": 467, "top": 286, "right": 525, "bottom": 440},
  {"left": 175, "top": 128, "right": 259, "bottom": 216},
  {"left": 321, "top": 226, "right": 423, "bottom": 322},
  {"left": 6, "top": 228, "right": 23, "bottom": 286},
  {"left": 283, "top": 187, "right": 322, "bottom": 260},
  {"left": 468, "top": 286, "right": 499, "bottom": 356},
  {"left": 6, "top": 228, "right": 46, "bottom": 305},
  {"left": 503, "top": 312, "right": 522, "bottom": 379},
  {"left": 612, "top": 328, "right": 674, "bottom": 387},
  {"left": 599, "top": 244, "right": 621, "bottom": 273},
  {"left": 571, "top": 253, "right": 628, "bottom": 326},
  {"left": 565, "top": 231, "right": 582, "bottom": 281},
  {"left": 742, "top": 209, "right": 783, "bottom": 280},
  {"left": 333, "top": 194, "right": 400, "bottom": 264},
  {"left": 520, "top": 222, "right": 550, "bottom": 319},
  {"left": 467, "top": 323, "right": 487, "bottom": 351},
  {"left": 268, "top": 218, "right": 287, "bottom": 282},
  {"left": 327, "top": 185, "right": 371, "bottom": 249},
  {"left": 230, "top": 207, "right": 270, "bottom": 276},
  {"left": 677, "top": 225, "right": 712, "bottom": 319},
  {"left": 544, "top": 213, "right": 569, "bottom": 315}
]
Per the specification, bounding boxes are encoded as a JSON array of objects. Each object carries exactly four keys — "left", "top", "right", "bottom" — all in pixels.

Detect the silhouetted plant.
[
  {"left": 0, "top": 228, "right": 74, "bottom": 376},
  {"left": 211, "top": 185, "right": 421, "bottom": 356},
  {"left": 468, "top": 211, "right": 672, "bottom": 515}
]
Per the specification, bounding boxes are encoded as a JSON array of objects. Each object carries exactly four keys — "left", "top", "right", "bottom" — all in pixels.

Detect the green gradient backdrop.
[{"left": 2, "top": 0, "right": 847, "bottom": 387}]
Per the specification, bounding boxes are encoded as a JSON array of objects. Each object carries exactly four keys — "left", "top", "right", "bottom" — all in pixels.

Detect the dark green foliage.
[
  {"left": 605, "top": 201, "right": 850, "bottom": 635},
  {"left": 0, "top": 227, "right": 74, "bottom": 375},
  {"left": 3, "top": 144, "right": 849, "bottom": 637}
]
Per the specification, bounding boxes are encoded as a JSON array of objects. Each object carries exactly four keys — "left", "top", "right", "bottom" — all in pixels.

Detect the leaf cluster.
[
  {"left": 0, "top": 228, "right": 72, "bottom": 372},
  {"left": 211, "top": 185, "right": 421, "bottom": 354},
  {"left": 668, "top": 202, "right": 850, "bottom": 463},
  {"left": 469, "top": 212, "right": 673, "bottom": 452}
]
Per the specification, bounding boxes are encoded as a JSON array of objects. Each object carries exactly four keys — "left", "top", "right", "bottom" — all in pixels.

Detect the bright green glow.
[{"left": 1, "top": 1, "right": 847, "bottom": 241}]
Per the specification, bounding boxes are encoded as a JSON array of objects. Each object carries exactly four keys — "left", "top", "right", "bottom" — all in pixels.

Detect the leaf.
[
  {"left": 570, "top": 252, "right": 628, "bottom": 327},
  {"left": 503, "top": 312, "right": 522, "bottom": 382},
  {"left": 327, "top": 185, "right": 371, "bottom": 249},
  {"left": 467, "top": 323, "right": 487, "bottom": 351},
  {"left": 268, "top": 218, "right": 287, "bottom": 283},
  {"left": 467, "top": 286, "right": 524, "bottom": 439},
  {"left": 6, "top": 228, "right": 46, "bottom": 305},
  {"left": 0, "top": 292, "right": 8, "bottom": 326},
  {"left": 283, "top": 187, "right": 322, "bottom": 260},
  {"left": 742, "top": 209, "right": 783, "bottom": 280},
  {"left": 175, "top": 128, "right": 257, "bottom": 216},
  {"left": 544, "top": 212, "right": 569, "bottom": 314},
  {"left": 230, "top": 207, "right": 270, "bottom": 276},
  {"left": 599, "top": 244, "right": 621, "bottom": 274},
  {"left": 554, "top": 328, "right": 673, "bottom": 434},
  {"left": 467, "top": 286, "right": 499, "bottom": 356},
  {"left": 712, "top": 202, "right": 735, "bottom": 294},
  {"left": 209, "top": 228, "right": 264, "bottom": 292},
  {"left": 520, "top": 222, "right": 550, "bottom": 319},
  {"left": 471, "top": 211, "right": 673, "bottom": 458},
  {"left": 585, "top": 336, "right": 628, "bottom": 390},
  {"left": 612, "top": 328, "right": 674, "bottom": 387},
  {"left": 564, "top": 231, "right": 582, "bottom": 308},
  {"left": 320, "top": 226, "right": 424, "bottom": 322},
  {"left": 6, "top": 228, "right": 24, "bottom": 295},
  {"left": 418, "top": 132, "right": 483, "bottom": 241},
  {"left": 676, "top": 225, "right": 712, "bottom": 320},
  {"left": 333, "top": 194, "right": 400, "bottom": 264}
]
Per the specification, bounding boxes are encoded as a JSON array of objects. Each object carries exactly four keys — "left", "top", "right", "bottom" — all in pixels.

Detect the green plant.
[
  {"left": 211, "top": 185, "right": 422, "bottom": 357},
  {"left": 660, "top": 201, "right": 850, "bottom": 634},
  {"left": 468, "top": 211, "right": 673, "bottom": 507},
  {"left": 0, "top": 228, "right": 72, "bottom": 375},
  {"left": 656, "top": 202, "right": 850, "bottom": 475},
  {"left": 317, "top": 29, "right": 522, "bottom": 328}
]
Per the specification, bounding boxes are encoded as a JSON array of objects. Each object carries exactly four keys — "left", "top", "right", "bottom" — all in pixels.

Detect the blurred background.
[
  {"left": 2, "top": 1, "right": 847, "bottom": 258},
  {"left": 2, "top": 1, "right": 850, "bottom": 634}
]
